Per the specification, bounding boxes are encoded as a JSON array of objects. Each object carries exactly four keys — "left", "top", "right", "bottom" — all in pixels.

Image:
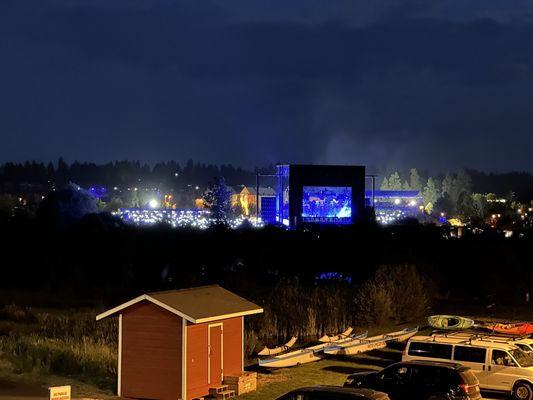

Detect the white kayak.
[
  {"left": 259, "top": 331, "right": 368, "bottom": 368},
  {"left": 318, "top": 327, "right": 354, "bottom": 343},
  {"left": 258, "top": 336, "right": 298, "bottom": 356},
  {"left": 324, "top": 327, "right": 419, "bottom": 356}
]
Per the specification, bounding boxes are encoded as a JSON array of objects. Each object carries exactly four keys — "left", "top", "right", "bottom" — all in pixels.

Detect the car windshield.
[{"left": 510, "top": 348, "right": 533, "bottom": 367}]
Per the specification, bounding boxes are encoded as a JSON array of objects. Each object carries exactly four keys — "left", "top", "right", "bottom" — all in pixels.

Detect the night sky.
[{"left": 2, "top": 0, "right": 533, "bottom": 171}]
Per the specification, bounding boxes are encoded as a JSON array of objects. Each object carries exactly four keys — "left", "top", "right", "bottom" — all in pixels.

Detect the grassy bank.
[
  {"left": 0, "top": 305, "right": 117, "bottom": 394},
  {"left": 240, "top": 347, "right": 402, "bottom": 400}
]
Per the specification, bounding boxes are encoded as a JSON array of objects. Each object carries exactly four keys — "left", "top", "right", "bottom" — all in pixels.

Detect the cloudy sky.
[{"left": 1, "top": 0, "right": 533, "bottom": 172}]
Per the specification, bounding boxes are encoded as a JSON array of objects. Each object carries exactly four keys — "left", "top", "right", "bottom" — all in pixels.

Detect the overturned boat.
[
  {"left": 324, "top": 327, "right": 419, "bottom": 356},
  {"left": 258, "top": 336, "right": 298, "bottom": 356},
  {"left": 259, "top": 331, "right": 367, "bottom": 368}
]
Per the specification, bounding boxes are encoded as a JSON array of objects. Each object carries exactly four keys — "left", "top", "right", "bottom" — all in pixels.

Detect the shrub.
[
  {"left": 0, "top": 305, "right": 38, "bottom": 324},
  {"left": 353, "top": 280, "right": 394, "bottom": 327},
  {"left": 376, "top": 264, "right": 430, "bottom": 322}
]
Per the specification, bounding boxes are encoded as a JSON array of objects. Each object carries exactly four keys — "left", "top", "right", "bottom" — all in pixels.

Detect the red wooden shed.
[{"left": 96, "top": 285, "right": 263, "bottom": 400}]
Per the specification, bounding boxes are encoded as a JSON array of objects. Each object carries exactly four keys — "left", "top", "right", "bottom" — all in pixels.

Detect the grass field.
[
  {"left": 0, "top": 305, "right": 117, "bottom": 399},
  {"left": 240, "top": 347, "right": 402, "bottom": 400},
  {"left": 0, "top": 304, "right": 519, "bottom": 399}
]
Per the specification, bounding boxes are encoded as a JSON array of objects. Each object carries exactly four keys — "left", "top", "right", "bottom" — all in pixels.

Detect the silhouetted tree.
[
  {"left": 203, "top": 176, "right": 232, "bottom": 222},
  {"left": 409, "top": 168, "right": 422, "bottom": 191},
  {"left": 37, "top": 184, "right": 98, "bottom": 227}
]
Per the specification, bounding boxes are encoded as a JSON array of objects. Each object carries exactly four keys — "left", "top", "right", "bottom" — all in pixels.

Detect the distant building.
[
  {"left": 276, "top": 164, "right": 366, "bottom": 228},
  {"left": 231, "top": 186, "right": 276, "bottom": 217},
  {"left": 365, "top": 190, "right": 423, "bottom": 224}
]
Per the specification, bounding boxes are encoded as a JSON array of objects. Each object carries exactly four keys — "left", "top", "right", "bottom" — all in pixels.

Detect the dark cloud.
[{"left": 1, "top": 0, "right": 533, "bottom": 171}]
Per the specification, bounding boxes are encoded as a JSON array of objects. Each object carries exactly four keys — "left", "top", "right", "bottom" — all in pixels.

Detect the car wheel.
[{"left": 514, "top": 382, "right": 533, "bottom": 400}]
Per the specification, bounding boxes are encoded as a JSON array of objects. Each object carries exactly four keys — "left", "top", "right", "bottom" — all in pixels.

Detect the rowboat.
[
  {"left": 319, "top": 327, "right": 354, "bottom": 343},
  {"left": 428, "top": 315, "right": 475, "bottom": 330},
  {"left": 258, "top": 336, "right": 297, "bottom": 356},
  {"left": 487, "top": 323, "right": 533, "bottom": 336},
  {"left": 324, "top": 327, "right": 419, "bottom": 356},
  {"left": 259, "top": 331, "right": 367, "bottom": 368}
]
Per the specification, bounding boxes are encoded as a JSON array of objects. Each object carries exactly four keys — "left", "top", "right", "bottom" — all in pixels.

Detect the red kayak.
[{"left": 488, "top": 323, "right": 533, "bottom": 336}]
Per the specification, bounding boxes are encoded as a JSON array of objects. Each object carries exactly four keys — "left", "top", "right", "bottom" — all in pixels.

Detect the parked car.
[
  {"left": 404, "top": 334, "right": 533, "bottom": 399},
  {"left": 276, "top": 385, "right": 390, "bottom": 400},
  {"left": 343, "top": 360, "right": 482, "bottom": 400}
]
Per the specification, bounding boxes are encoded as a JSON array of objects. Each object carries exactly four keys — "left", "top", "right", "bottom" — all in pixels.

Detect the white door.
[{"left": 485, "top": 349, "right": 516, "bottom": 392}]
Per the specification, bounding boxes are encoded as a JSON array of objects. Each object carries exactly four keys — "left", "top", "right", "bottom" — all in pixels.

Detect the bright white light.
[
  {"left": 394, "top": 198, "right": 401, "bottom": 205},
  {"left": 149, "top": 199, "right": 160, "bottom": 209},
  {"left": 408, "top": 200, "right": 417, "bottom": 207}
]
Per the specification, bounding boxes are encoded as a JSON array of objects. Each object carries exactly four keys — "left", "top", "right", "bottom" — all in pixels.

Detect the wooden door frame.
[{"left": 208, "top": 323, "right": 224, "bottom": 385}]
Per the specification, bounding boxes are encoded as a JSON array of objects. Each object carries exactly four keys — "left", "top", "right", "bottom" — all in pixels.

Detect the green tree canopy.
[
  {"left": 422, "top": 178, "right": 440, "bottom": 210},
  {"left": 387, "top": 172, "right": 402, "bottom": 190},
  {"left": 203, "top": 176, "right": 232, "bottom": 222},
  {"left": 409, "top": 168, "right": 422, "bottom": 191}
]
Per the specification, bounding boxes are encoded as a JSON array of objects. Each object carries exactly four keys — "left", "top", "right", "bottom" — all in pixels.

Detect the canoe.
[
  {"left": 385, "top": 327, "right": 420, "bottom": 343},
  {"left": 258, "top": 336, "right": 297, "bottom": 356},
  {"left": 259, "top": 331, "right": 367, "bottom": 368},
  {"left": 324, "top": 327, "right": 418, "bottom": 356},
  {"left": 428, "top": 315, "right": 475, "bottom": 330},
  {"left": 324, "top": 334, "right": 388, "bottom": 356},
  {"left": 488, "top": 323, "right": 533, "bottom": 336},
  {"left": 319, "top": 327, "right": 354, "bottom": 343}
]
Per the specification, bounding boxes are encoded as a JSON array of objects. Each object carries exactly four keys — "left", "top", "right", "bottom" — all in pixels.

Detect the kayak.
[
  {"left": 259, "top": 331, "right": 367, "bottom": 368},
  {"left": 258, "top": 336, "right": 297, "bottom": 356},
  {"left": 324, "top": 327, "right": 418, "bottom": 356},
  {"left": 428, "top": 315, "right": 475, "bottom": 330},
  {"left": 319, "top": 327, "right": 354, "bottom": 343},
  {"left": 488, "top": 323, "right": 533, "bottom": 336}
]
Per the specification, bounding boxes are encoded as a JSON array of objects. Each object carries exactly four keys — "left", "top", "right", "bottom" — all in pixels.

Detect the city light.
[{"left": 114, "top": 208, "right": 263, "bottom": 229}]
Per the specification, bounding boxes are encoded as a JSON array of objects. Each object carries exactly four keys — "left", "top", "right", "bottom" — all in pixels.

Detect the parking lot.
[{"left": 241, "top": 345, "right": 510, "bottom": 400}]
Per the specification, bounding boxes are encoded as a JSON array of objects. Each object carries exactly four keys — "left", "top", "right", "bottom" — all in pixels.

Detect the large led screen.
[{"left": 302, "top": 186, "right": 352, "bottom": 224}]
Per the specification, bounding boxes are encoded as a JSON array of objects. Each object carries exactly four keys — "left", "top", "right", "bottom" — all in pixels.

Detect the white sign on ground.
[{"left": 49, "top": 386, "right": 71, "bottom": 400}]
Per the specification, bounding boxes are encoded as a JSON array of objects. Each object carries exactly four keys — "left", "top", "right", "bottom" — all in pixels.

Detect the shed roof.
[{"left": 96, "top": 285, "right": 263, "bottom": 324}]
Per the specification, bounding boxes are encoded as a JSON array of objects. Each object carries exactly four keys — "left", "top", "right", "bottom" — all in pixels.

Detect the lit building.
[
  {"left": 275, "top": 164, "right": 366, "bottom": 228},
  {"left": 231, "top": 186, "right": 276, "bottom": 217},
  {"left": 365, "top": 190, "right": 423, "bottom": 224}
]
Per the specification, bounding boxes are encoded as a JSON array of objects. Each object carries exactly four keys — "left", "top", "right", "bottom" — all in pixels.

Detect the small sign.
[{"left": 49, "top": 385, "right": 71, "bottom": 400}]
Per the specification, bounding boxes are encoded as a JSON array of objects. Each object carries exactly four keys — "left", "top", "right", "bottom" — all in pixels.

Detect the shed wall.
[
  {"left": 186, "top": 316, "right": 243, "bottom": 399},
  {"left": 121, "top": 301, "right": 182, "bottom": 400}
]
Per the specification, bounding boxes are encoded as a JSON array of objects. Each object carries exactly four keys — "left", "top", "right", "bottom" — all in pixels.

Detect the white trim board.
[
  {"left": 117, "top": 314, "right": 122, "bottom": 397},
  {"left": 95, "top": 294, "right": 263, "bottom": 324},
  {"left": 181, "top": 318, "right": 187, "bottom": 400}
]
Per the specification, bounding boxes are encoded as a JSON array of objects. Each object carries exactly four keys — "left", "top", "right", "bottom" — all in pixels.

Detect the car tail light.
[{"left": 459, "top": 383, "right": 479, "bottom": 395}]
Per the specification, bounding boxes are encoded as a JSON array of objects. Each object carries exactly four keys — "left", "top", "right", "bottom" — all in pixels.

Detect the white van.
[
  {"left": 448, "top": 332, "right": 533, "bottom": 354},
  {"left": 403, "top": 335, "right": 533, "bottom": 400}
]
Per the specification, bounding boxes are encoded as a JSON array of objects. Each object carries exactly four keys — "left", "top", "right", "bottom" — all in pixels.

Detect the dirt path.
[{"left": 0, "top": 377, "right": 47, "bottom": 399}]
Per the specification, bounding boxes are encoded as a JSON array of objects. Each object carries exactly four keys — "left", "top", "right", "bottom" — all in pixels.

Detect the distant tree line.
[
  {"left": 381, "top": 168, "right": 533, "bottom": 225},
  {"left": 0, "top": 158, "right": 265, "bottom": 190}
]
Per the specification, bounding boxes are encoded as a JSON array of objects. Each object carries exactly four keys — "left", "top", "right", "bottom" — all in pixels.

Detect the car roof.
[
  {"left": 290, "top": 386, "right": 386, "bottom": 397},
  {"left": 393, "top": 360, "right": 468, "bottom": 371},
  {"left": 410, "top": 335, "right": 517, "bottom": 351}
]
